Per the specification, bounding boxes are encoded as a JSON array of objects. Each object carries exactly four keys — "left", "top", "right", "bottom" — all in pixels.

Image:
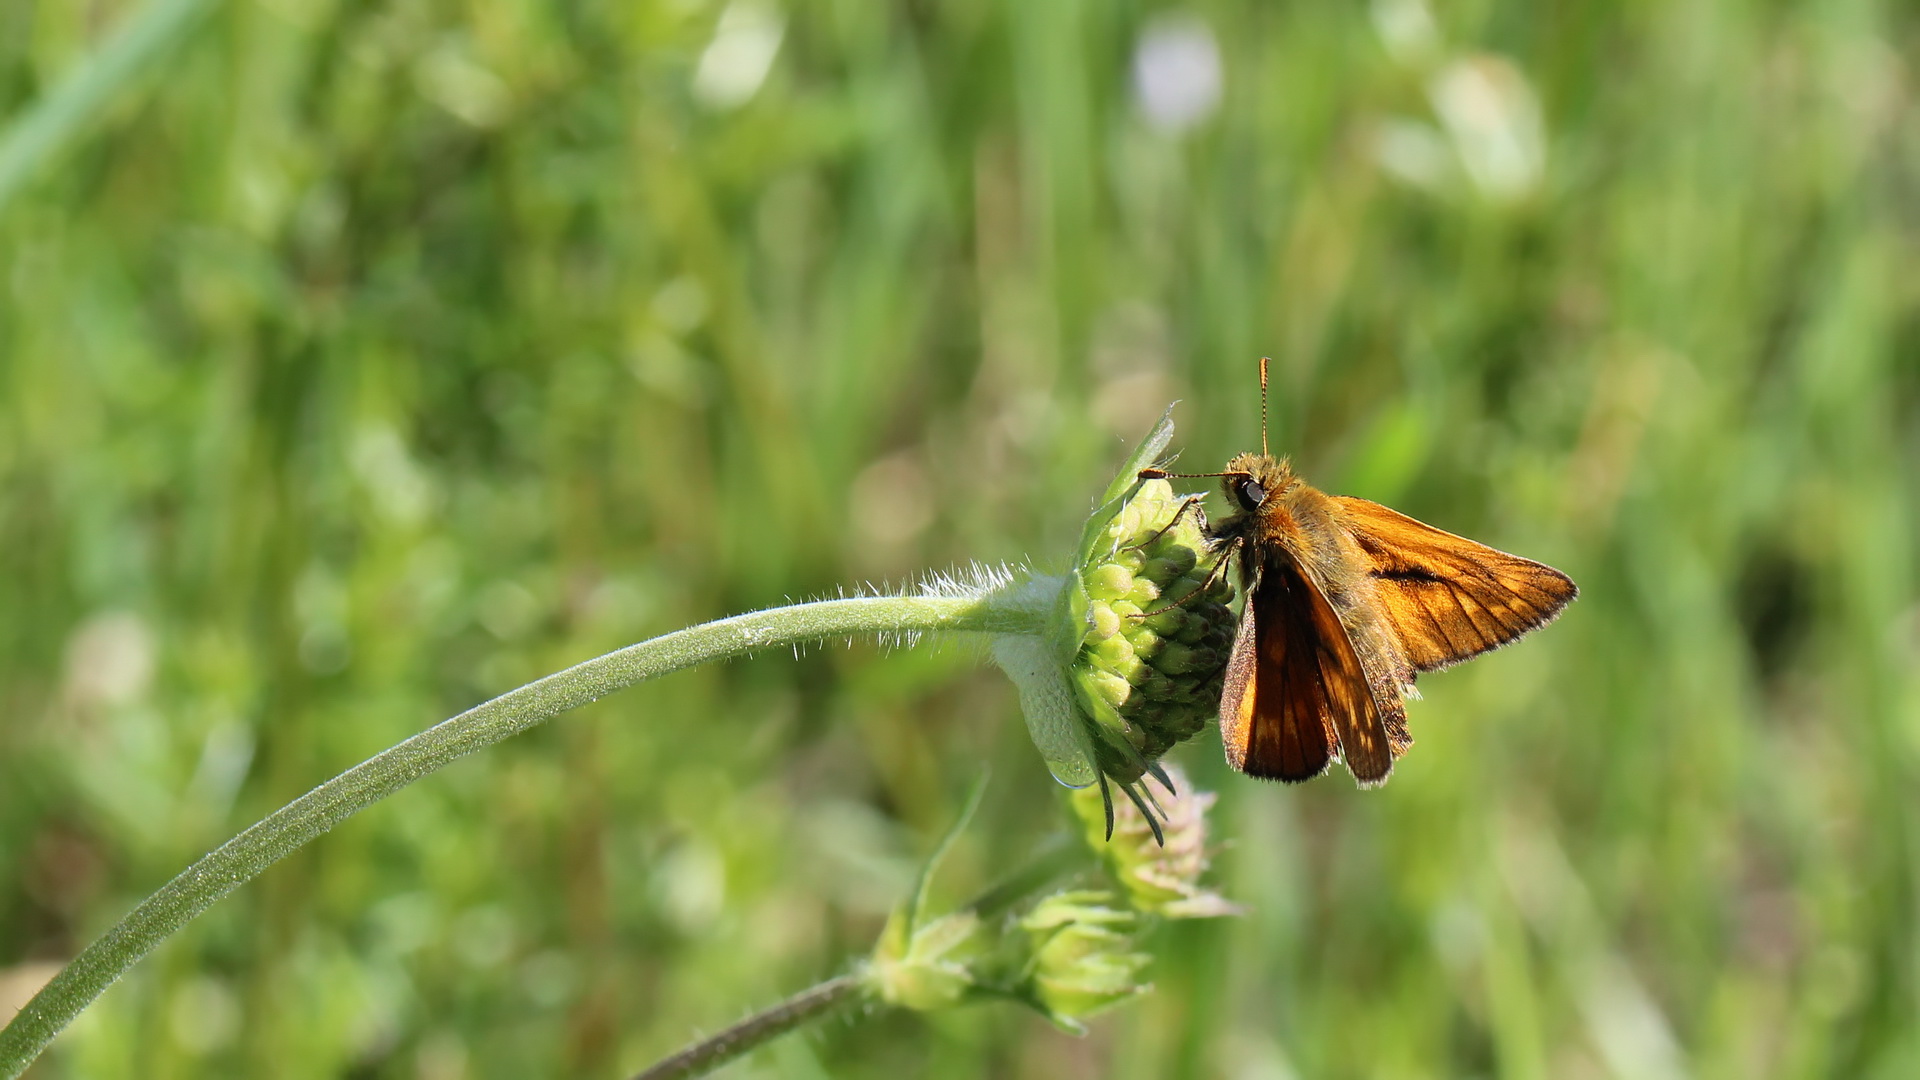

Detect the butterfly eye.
[{"left": 1234, "top": 478, "right": 1267, "bottom": 511}]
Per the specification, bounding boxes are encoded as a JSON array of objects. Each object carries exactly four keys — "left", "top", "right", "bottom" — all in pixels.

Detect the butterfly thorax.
[{"left": 1211, "top": 453, "right": 1418, "bottom": 710}]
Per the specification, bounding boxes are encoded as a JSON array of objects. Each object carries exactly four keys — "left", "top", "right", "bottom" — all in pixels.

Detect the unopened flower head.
[
  {"left": 1070, "top": 763, "right": 1240, "bottom": 919},
  {"left": 988, "top": 409, "right": 1236, "bottom": 822},
  {"left": 865, "top": 907, "right": 982, "bottom": 1012},
  {"left": 1016, "top": 890, "right": 1152, "bottom": 1032},
  {"left": 1069, "top": 476, "right": 1234, "bottom": 786}
]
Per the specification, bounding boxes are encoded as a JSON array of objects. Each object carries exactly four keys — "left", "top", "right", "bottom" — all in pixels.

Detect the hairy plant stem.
[
  {"left": 0, "top": 591, "right": 1050, "bottom": 1079},
  {"left": 630, "top": 974, "right": 869, "bottom": 1080}
]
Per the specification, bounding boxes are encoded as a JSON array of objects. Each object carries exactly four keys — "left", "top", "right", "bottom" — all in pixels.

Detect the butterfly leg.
[
  {"left": 1130, "top": 535, "right": 1240, "bottom": 619},
  {"left": 1121, "top": 493, "right": 1208, "bottom": 555}
]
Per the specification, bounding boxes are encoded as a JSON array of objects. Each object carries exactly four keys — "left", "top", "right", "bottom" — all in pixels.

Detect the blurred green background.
[{"left": 3, "top": 0, "right": 1918, "bottom": 1076}]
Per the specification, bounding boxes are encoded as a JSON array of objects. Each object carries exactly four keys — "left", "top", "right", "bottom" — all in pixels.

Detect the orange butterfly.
[{"left": 1143, "top": 361, "right": 1578, "bottom": 785}]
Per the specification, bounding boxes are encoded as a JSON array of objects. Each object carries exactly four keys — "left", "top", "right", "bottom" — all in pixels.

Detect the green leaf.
[{"left": 905, "top": 771, "right": 990, "bottom": 934}]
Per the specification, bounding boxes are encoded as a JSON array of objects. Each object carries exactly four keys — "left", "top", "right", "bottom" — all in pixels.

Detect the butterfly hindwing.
[
  {"left": 1221, "top": 554, "right": 1392, "bottom": 784},
  {"left": 1294, "top": 560, "right": 1396, "bottom": 783}
]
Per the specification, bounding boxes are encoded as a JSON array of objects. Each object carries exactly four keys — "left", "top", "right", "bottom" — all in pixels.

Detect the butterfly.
[{"left": 1142, "top": 362, "right": 1578, "bottom": 785}]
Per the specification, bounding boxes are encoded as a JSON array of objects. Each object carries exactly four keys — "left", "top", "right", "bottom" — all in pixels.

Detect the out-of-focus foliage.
[{"left": 3, "top": 0, "right": 1918, "bottom": 1076}]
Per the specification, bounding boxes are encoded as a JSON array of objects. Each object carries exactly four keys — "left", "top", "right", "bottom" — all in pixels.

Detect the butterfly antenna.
[
  {"left": 1138, "top": 468, "right": 1252, "bottom": 481},
  {"left": 1259, "top": 356, "right": 1271, "bottom": 457}
]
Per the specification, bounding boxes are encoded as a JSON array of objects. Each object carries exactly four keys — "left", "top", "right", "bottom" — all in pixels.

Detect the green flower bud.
[
  {"left": 1083, "top": 563, "right": 1135, "bottom": 601},
  {"left": 1139, "top": 605, "right": 1188, "bottom": 638},
  {"left": 1144, "top": 551, "right": 1196, "bottom": 580},
  {"left": 1171, "top": 609, "right": 1208, "bottom": 645},
  {"left": 1126, "top": 626, "right": 1163, "bottom": 661},
  {"left": 1083, "top": 667, "right": 1131, "bottom": 710},
  {"left": 1015, "top": 891, "right": 1152, "bottom": 1032},
  {"left": 1150, "top": 641, "right": 1213, "bottom": 676},
  {"left": 1086, "top": 634, "right": 1147, "bottom": 685},
  {"left": 1086, "top": 602, "right": 1123, "bottom": 642},
  {"left": 1136, "top": 669, "right": 1180, "bottom": 702},
  {"left": 1069, "top": 764, "right": 1240, "bottom": 919},
  {"left": 1123, "top": 576, "right": 1163, "bottom": 609}
]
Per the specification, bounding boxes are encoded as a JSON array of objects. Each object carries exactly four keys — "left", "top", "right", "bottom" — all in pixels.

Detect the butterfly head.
[{"left": 1222, "top": 454, "right": 1297, "bottom": 513}]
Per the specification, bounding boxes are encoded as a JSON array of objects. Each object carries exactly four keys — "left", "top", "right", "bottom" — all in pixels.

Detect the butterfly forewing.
[{"left": 1335, "top": 496, "right": 1578, "bottom": 672}]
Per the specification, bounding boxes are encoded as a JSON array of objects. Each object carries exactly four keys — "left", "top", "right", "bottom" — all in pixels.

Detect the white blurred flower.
[
  {"left": 650, "top": 275, "right": 710, "bottom": 334},
  {"left": 62, "top": 612, "right": 154, "bottom": 708},
  {"left": 1428, "top": 55, "right": 1545, "bottom": 201},
  {"left": 1370, "top": 0, "right": 1440, "bottom": 66},
  {"left": 1372, "top": 117, "right": 1454, "bottom": 194},
  {"left": 415, "top": 41, "right": 512, "bottom": 128},
  {"left": 169, "top": 977, "right": 241, "bottom": 1053},
  {"left": 693, "top": 2, "right": 785, "bottom": 109},
  {"left": 1131, "top": 14, "right": 1222, "bottom": 134}
]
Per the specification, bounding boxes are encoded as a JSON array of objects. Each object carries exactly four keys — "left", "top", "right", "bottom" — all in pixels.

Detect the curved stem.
[
  {"left": 0, "top": 592, "right": 1047, "bottom": 1079},
  {"left": 630, "top": 974, "right": 868, "bottom": 1080}
]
